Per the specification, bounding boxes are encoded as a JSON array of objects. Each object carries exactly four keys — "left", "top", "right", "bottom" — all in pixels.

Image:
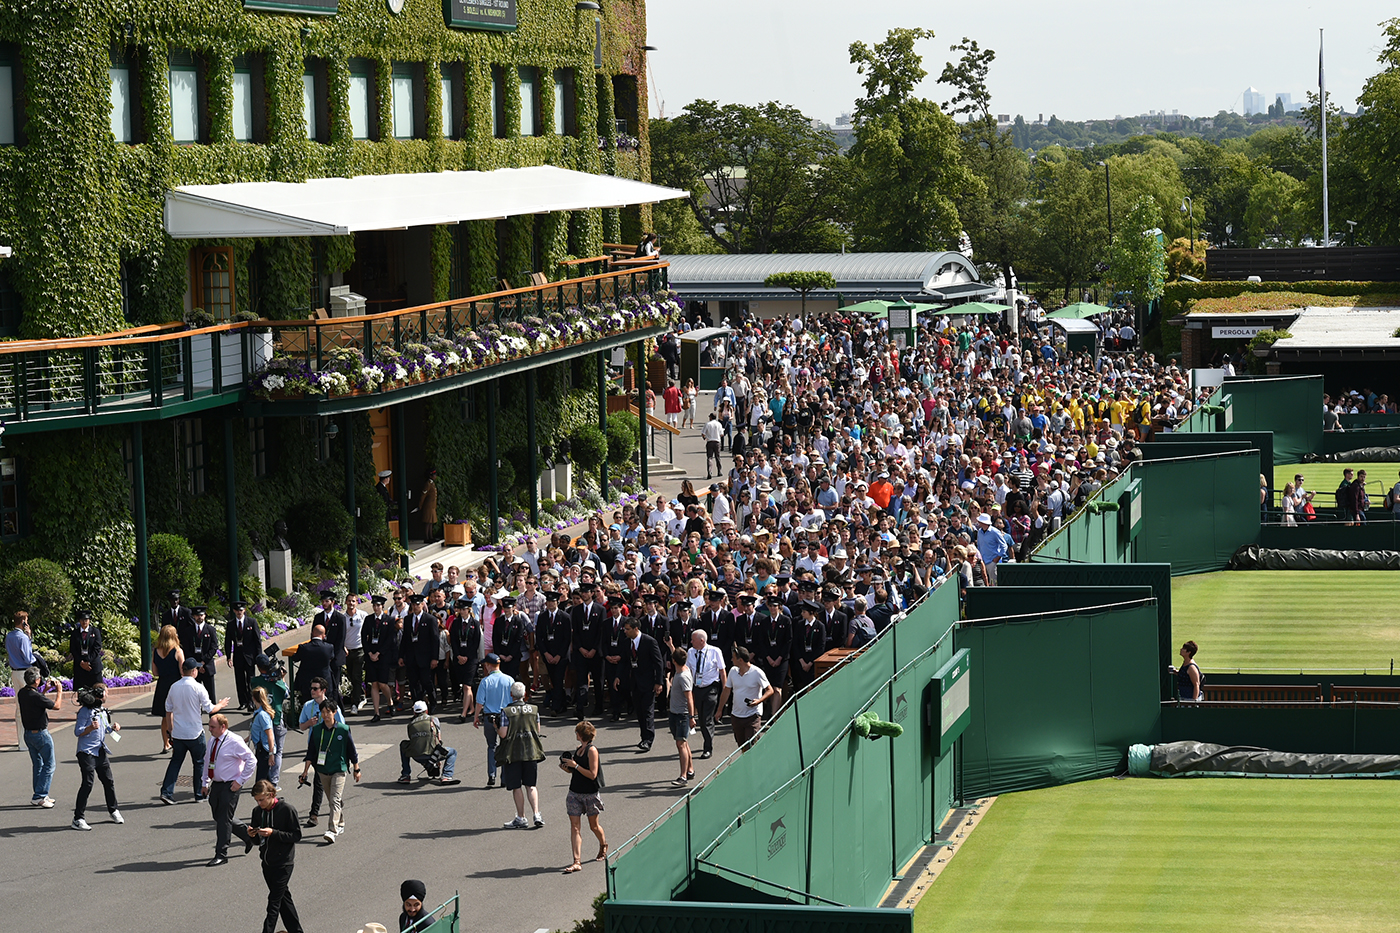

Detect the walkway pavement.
[{"left": 0, "top": 393, "right": 740, "bottom": 933}]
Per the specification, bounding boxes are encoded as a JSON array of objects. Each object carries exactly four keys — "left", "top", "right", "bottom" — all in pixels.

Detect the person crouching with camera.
[
  {"left": 397, "top": 700, "right": 460, "bottom": 786},
  {"left": 72, "top": 682, "right": 120, "bottom": 830}
]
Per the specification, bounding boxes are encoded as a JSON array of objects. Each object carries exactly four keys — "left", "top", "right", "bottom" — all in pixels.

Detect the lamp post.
[
  {"left": 1097, "top": 160, "right": 1112, "bottom": 245},
  {"left": 1180, "top": 196, "right": 1194, "bottom": 253}
]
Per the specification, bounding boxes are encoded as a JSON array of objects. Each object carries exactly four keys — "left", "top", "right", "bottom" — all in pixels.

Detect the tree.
[
  {"left": 764, "top": 271, "right": 837, "bottom": 316},
  {"left": 846, "top": 28, "right": 974, "bottom": 252},
  {"left": 1245, "top": 169, "right": 1307, "bottom": 246},
  {"left": 938, "top": 38, "right": 1032, "bottom": 290},
  {"left": 1108, "top": 196, "right": 1167, "bottom": 309},
  {"left": 647, "top": 101, "right": 847, "bottom": 254},
  {"left": 1332, "top": 17, "right": 1400, "bottom": 245},
  {"left": 1026, "top": 156, "right": 1108, "bottom": 300}
]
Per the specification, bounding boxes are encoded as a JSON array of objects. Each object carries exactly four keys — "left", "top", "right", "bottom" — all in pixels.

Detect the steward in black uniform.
[{"left": 536, "top": 591, "right": 572, "bottom": 714}]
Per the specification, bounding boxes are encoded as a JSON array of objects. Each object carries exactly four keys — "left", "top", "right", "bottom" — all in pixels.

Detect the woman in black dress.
[{"left": 150, "top": 625, "right": 184, "bottom": 752}]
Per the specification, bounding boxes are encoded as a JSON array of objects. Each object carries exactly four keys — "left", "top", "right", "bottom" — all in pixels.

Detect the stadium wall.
[{"left": 1221, "top": 374, "right": 1324, "bottom": 462}]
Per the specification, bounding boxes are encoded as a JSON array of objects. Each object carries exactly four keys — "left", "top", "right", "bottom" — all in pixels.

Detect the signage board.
[
  {"left": 931, "top": 649, "right": 971, "bottom": 758},
  {"left": 1212, "top": 325, "right": 1264, "bottom": 339},
  {"left": 244, "top": 0, "right": 337, "bottom": 14},
  {"left": 1119, "top": 478, "right": 1143, "bottom": 542},
  {"left": 444, "top": 0, "right": 517, "bottom": 31},
  {"left": 887, "top": 304, "right": 912, "bottom": 330}
]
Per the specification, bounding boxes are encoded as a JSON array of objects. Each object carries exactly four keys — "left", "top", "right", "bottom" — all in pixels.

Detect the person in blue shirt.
[
  {"left": 975, "top": 513, "right": 1012, "bottom": 586},
  {"left": 472, "top": 653, "right": 514, "bottom": 788},
  {"left": 72, "top": 683, "right": 121, "bottom": 830}
]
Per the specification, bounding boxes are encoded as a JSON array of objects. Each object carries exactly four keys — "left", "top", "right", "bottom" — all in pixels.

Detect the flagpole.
[{"left": 1320, "top": 27, "right": 1330, "bottom": 247}]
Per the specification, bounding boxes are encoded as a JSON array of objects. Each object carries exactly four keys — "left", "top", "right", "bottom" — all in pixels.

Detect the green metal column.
[
  {"left": 394, "top": 407, "right": 409, "bottom": 570},
  {"left": 526, "top": 373, "right": 539, "bottom": 528},
  {"left": 597, "top": 351, "right": 608, "bottom": 499},
  {"left": 487, "top": 380, "right": 499, "bottom": 545},
  {"left": 344, "top": 416, "right": 358, "bottom": 597},
  {"left": 132, "top": 423, "right": 152, "bottom": 669},
  {"left": 223, "top": 417, "right": 240, "bottom": 607},
  {"left": 636, "top": 340, "right": 648, "bottom": 489}
]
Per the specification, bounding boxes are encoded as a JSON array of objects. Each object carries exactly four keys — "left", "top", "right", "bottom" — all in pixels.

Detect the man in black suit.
[
  {"left": 448, "top": 596, "right": 482, "bottom": 723},
  {"left": 491, "top": 596, "right": 526, "bottom": 681},
  {"left": 536, "top": 590, "right": 572, "bottom": 714},
  {"left": 600, "top": 595, "right": 629, "bottom": 721},
  {"left": 190, "top": 605, "right": 219, "bottom": 697},
  {"left": 570, "top": 583, "right": 605, "bottom": 719},
  {"left": 731, "top": 593, "right": 760, "bottom": 660},
  {"left": 758, "top": 593, "right": 791, "bottom": 716},
  {"left": 820, "top": 588, "right": 850, "bottom": 652},
  {"left": 292, "top": 625, "right": 335, "bottom": 705},
  {"left": 312, "top": 590, "right": 347, "bottom": 704},
  {"left": 164, "top": 591, "right": 195, "bottom": 656},
  {"left": 410, "top": 595, "right": 440, "bottom": 712},
  {"left": 790, "top": 601, "right": 826, "bottom": 693},
  {"left": 616, "top": 617, "right": 664, "bottom": 752},
  {"left": 69, "top": 610, "right": 103, "bottom": 690},
  {"left": 225, "top": 600, "right": 262, "bottom": 711}
]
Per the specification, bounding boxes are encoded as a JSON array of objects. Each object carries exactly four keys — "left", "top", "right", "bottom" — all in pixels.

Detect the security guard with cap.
[
  {"left": 69, "top": 610, "right": 103, "bottom": 690},
  {"left": 491, "top": 595, "right": 526, "bottom": 680},
  {"left": 191, "top": 605, "right": 219, "bottom": 698},
  {"left": 536, "top": 590, "right": 572, "bottom": 715}
]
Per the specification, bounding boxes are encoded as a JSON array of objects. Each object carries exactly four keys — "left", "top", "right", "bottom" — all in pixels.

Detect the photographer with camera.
[
  {"left": 16, "top": 666, "right": 60, "bottom": 807},
  {"left": 71, "top": 682, "right": 121, "bottom": 830},
  {"left": 396, "top": 699, "right": 460, "bottom": 786},
  {"left": 294, "top": 677, "right": 343, "bottom": 828}
]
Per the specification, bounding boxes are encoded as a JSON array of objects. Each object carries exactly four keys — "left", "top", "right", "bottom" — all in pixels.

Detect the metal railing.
[
  {"left": 0, "top": 261, "right": 669, "bottom": 428},
  {"left": 264, "top": 261, "right": 668, "bottom": 373}
]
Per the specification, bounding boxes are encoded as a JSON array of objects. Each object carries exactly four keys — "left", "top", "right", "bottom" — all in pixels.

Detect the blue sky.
[{"left": 645, "top": 1, "right": 1395, "bottom": 123}]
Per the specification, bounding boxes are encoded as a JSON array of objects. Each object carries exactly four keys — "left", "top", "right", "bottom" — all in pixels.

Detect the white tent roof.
[{"left": 163, "top": 166, "right": 688, "bottom": 239}]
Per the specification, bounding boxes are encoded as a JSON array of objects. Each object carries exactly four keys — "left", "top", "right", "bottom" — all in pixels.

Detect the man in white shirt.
[
  {"left": 685, "top": 631, "right": 727, "bottom": 760},
  {"left": 343, "top": 594, "right": 367, "bottom": 713},
  {"left": 702, "top": 413, "right": 724, "bottom": 479},
  {"left": 203, "top": 712, "right": 257, "bottom": 866},
  {"left": 161, "top": 658, "right": 231, "bottom": 805},
  {"left": 716, "top": 647, "right": 773, "bottom": 751}
]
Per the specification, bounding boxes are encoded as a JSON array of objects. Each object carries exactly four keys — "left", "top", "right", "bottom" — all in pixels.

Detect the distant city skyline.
[{"left": 646, "top": 1, "right": 1393, "bottom": 124}]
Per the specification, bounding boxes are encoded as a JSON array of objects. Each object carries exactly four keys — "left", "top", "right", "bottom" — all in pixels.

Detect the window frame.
[
  {"left": 109, "top": 47, "right": 145, "bottom": 145},
  {"left": 0, "top": 44, "right": 23, "bottom": 147},
  {"left": 518, "top": 65, "right": 538, "bottom": 137},
  {"left": 0, "top": 455, "right": 21, "bottom": 541},
  {"left": 552, "top": 67, "right": 576, "bottom": 137},
  {"left": 193, "top": 246, "right": 236, "bottom": 321},
  {"left": 440, "top": 62, "right": 463, "bottom": 140},
  {"left": 390, "top": 61, "right": 424, "bottom": 140},
  {"left": 347, "top": 58, "right": 377, "bottom": 141},
  {"left": 303, "top": 59, "right": 329, "bottom": 143},
  {"left": 167, "top": 48, "right": 207, "bottom": 145},
  {"left": 177, "top": 419, "right": 207, "bottom": 497},
  {"left": 230, "top": 53, "right": 266, "bottom": 143},
  {"left": 490, "top": 65, "right": 506, "bottom": 139}
]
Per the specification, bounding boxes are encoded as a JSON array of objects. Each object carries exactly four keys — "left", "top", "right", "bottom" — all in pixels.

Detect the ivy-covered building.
[{"left": 0, "top": 0, "right": 675, "bottom": 665}]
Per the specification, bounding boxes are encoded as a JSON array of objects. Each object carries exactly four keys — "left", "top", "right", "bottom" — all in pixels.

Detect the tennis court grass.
[
  {"left": 1272, "top": 461, "right": 1400, "bottom": 500},
  {"left": 1172, "top": 571, "right": 1400, "bottom": 673},
  {"left": 914, "top": 779, "right": 1400, "bottom": 933}
]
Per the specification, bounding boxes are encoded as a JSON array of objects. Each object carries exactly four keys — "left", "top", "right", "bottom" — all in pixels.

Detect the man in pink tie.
[{"left": 203, "top": 712, "right": 257, "bottom": 867}]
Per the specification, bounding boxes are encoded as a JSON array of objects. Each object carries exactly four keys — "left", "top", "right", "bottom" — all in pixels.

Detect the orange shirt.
[{"left": 869, "top": 480, "right": 894, "bottom": 509}]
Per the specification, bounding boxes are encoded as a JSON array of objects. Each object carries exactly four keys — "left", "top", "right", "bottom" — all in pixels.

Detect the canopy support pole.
[
  {"left": 344, "top": 416, "right": 358, "bottom": 598},
  {"left": 132, "top": 423, "right": 152, "bottom": 669},
  {"left": 527, "top": 374, "right": 539, "bottom": 528},
  {"left": 487, "top": 381, "right": 499, "bottom": 545},
  {"left": 224, "top": 417, "right": 240, "bottom": 608}
]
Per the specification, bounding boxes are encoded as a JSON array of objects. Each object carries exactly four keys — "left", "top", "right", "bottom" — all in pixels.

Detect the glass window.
[
  {"left": 178, "top": 419, "right": 206, "bottom": 496},
  {"left": 349, "top": 74, "right": 371, "bottom": 139},
  {"left": 247, "top": 418, "right": 267, "bottom": 477},
  {"left": 490, "top": 67, "right": 502, "bottom": 138},
  {"left": 109, "top": 67, "right": 132, "bottom": 142},
  {"left": 392, "top": 74, "right": 413, "bottom": 139},
  {"left": 518, "top": 66, "right": 536, "bottom": 137},
  {"left": 303, "top": 73, "right": 317, "bottom": 140},
  {"left": 440, "top": 74, "right": 453, "bottom": 138},
  {"left": 231, "top": 70, "right": 253, "bottom": 141},
  {"left": 169, "top": 59, "right": 199, "bottom": 143},
  {"left": 196, "top": 247, "right": 235, "bottom": 320},
  {"left": 0, "top": 457, "right": 19, "bottom": 540},
  {"left": 0, "top": 65, "right": 13, "bottom": 146},
  {"left": 552, "top": 74, "right": 565, "bottom": 136}
]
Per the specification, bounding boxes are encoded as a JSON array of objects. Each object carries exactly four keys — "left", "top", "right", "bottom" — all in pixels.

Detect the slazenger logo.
[
  {"left": 892, "top": 692, "right": 909, "bottom": 724},
  {"left": 767, "top": 816, "right": 787, "bottom": 859}
]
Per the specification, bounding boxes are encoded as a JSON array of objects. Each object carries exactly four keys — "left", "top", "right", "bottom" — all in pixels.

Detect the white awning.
[
  {"left": 0, "top": 246, "right": 11, "bottom": 258},
  {"left": 163, "top": 166, "right": 688, "bottom": 239}
]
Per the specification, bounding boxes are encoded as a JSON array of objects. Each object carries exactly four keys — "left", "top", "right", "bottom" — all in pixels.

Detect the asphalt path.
[{"left": 0, "top": 689, "right": 731, "bottom": 933}]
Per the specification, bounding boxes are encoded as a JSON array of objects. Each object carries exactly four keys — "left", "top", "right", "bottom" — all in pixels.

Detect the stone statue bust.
[{"left": 273, "top": 520, "right": 290, "bottom": 551}]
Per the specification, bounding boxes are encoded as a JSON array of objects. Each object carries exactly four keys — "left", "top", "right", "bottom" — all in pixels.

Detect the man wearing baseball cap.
[
  {"left": 398, "top": 700, "right": 459, "bottom": 786},
  {"left": 472, "top": 654, "right": 514, "bottom": 787}
]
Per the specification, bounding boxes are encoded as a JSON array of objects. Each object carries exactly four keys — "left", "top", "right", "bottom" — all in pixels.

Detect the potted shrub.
[{"left": 443, "top": 520, "right": 472, "bottom": 546}]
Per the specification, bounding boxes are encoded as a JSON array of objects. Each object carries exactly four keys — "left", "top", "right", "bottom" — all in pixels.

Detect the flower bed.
[
  {"left": 0, "top": 671, "right": 153, "bottom": 698},
  {"left": 249, "top": 292, "right": 682, "bottom": 400}
]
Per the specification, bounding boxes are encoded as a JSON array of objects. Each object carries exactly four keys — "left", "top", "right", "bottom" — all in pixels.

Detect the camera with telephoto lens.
[{"left": 297, "top": 773, "right": 311, "bottom": 789}]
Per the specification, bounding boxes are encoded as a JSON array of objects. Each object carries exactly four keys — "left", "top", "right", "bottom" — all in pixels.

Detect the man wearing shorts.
[
  {"left": 667, "top": 648, "right": 696, "bottom": 786},
  {"left": 497, "top": 682, "right": 545, "bottom": 828}
]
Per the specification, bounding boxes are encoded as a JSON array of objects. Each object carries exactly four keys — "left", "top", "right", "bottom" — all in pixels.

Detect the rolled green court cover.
[
  {"left": 1229, "top": 545, "right": 1400, "bottom": 570},
  {"left": 1130, "top": 741, "right": 1400, "bottom": 778}
]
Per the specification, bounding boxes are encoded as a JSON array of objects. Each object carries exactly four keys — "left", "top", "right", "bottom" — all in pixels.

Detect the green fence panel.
[
  {"left": 1132, "top": 450, "right": 1261, "bottom": 574},
  {"left": 1258, "top": 521, "right": 1400, "bottom": 550},
  {"left": 1152, "top": 430, "right": 1274, "bottom": 482},
  {"left": 998, "top": 562, "right": 1173, "bottom": 700},
  {"left": 1322, "top": 426, "right": 1400, "bottom": 454},
  {"left": 687, "top": 726, "right": 799, "bottom": 873},
  {"left": 888, "top": 641, "right": 950, "bottom": 869},
  {"left": 954, "top": 600, "right": 1161, "bottom": 797},
  {"left": 606, "top": 900, "right": 913, "bottom": 933},
  {"left": 964, "top": 586, "right": 1155, "bottom": 621},
  {"left": 1031, "top": 470, "right": 1135, "bottom": 565},
  {"left": 807, "top": 727, "right": 895, "bottom": 907},
  {"left": 1339, "top": 413, "right": 1400, "bottom": 429},
  {"left": 611, "top": 799, "right": 695, "bottom": 902},
  {"left": 1222, "top": 374, "right": 1324, "bottom": 461},
  {"left": 1161, "top": 704, "right": 1400, "bottom": 756},
  {"left": 702, "top": 771, "right": 812, "bottom": 904}
]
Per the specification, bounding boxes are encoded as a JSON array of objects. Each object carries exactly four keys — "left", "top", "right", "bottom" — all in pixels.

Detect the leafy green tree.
[
  {"left": 647, "top": 101, "right": 847, "bottom": 254},
  {"left": 1245, "top": 169, "right": 1307, "bottom": 246},
  {"left": 147, "top": 533, "right": 204, "bottom": 605},
  {"left": 938, "top": 38, "right": 1032, "bottom": 290},
  {"left": 764, "top": 271, "right": 837, "bottom": 316},
  {"left": 846, "top": 28, "right": 974, "bottom": 252},
  {"left": 1332, "top": 18, "right": 1400, "bottom": 245},
  {"left": 1108, "top": 196, "right": 1167, "bottom": 308},
  {"left": 1025, "top": 156, "right": 1108, "bottom": 300},
  {"left": 0, "top": 559, "right": 74, "bottom": 654}
]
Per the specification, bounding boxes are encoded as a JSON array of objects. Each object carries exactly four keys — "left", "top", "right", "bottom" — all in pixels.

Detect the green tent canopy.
[
  {"left": 937, "top": 301, "right": 1010, "bottom": 316},
  {"left": 1047, "top": 302, "right": 1113, "bottom": 320},
  {"left": 836, "top": 299, "right": 944, "bottom": 319}
]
